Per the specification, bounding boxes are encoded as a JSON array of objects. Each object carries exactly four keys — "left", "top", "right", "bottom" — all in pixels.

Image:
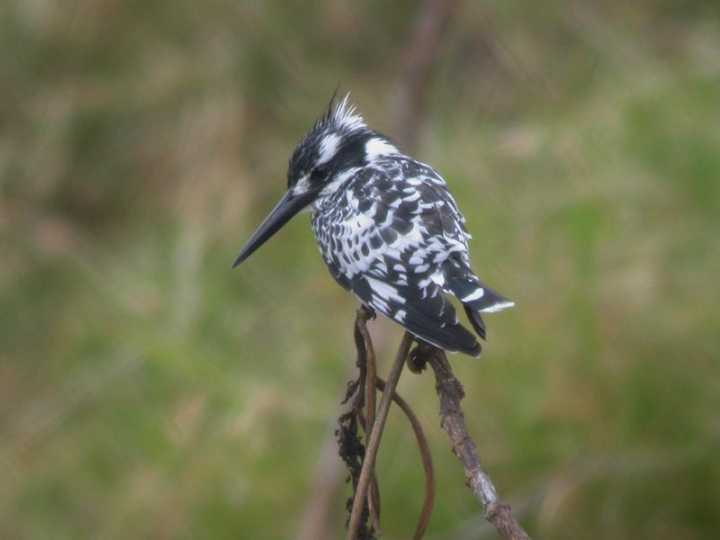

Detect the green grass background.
[{"left": 1, "top": 1, "right": 719, "bottom": 538}]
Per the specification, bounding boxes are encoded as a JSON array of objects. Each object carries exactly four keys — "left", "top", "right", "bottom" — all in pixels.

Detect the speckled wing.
[{"left": 312, "top": 159, "right": 480, "bottom": 355}]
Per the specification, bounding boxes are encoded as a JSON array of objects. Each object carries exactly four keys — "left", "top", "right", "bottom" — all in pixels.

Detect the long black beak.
[{"left": 232, "top": 190, "right": 315, "bottom": 268}]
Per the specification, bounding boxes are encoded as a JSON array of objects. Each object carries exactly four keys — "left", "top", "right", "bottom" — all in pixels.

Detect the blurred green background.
[{"left": 2, "top": 1, "right": 719, "bottom": 539}]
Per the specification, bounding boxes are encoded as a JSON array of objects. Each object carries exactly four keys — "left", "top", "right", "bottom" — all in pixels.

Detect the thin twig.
[
  {"left": 422, "top": 346, "right": 531, "bottom": 540},
  {"left": 347, "top": 332, "right": 414, "bottom": 540},
  {"left": 357, "top": 314, "right": 377, "bottom": 430},
  {"left": 356, "top": 311, "right": 381, "bottom": 531},
  {"left": 376, "top": 377, "right": 435, "bottom": 540}
]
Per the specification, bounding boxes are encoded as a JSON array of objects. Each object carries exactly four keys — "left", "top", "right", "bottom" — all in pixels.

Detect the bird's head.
[{"left": 233, "top": 93, "right": 398, "bottom": 268}]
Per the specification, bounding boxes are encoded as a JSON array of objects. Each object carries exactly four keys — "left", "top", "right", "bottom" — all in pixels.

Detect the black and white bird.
[{"left": 233, "top": 95, "right": 513, "bottom": 356}]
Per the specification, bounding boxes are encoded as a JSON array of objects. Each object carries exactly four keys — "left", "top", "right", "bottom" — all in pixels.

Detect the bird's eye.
[{"left": 312, "top": 165, "right": 329, "bottom": 181}]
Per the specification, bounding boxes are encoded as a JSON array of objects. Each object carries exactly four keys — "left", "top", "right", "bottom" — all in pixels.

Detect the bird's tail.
[
  {"left": 461, "top": 284, "right": 513, "bottom": 339},
  {"left": 445, "top": 264, "right": 514, "bottom": 340}
]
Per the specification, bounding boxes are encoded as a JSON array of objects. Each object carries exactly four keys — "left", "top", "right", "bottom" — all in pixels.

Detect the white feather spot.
[
  {"left": 462, "top": 288, "right": 485, "bottom": 302},
  {"left": 365, "top": 138, "right": 398, "bottom": 161},
  {"left": 344, "top": 211, "right": 374, "bottom": 230},
  {"left": 404, "top": 191, "right": 421, "bottom": 202},
  {"left": 291, "top": 174, "right": 311, "bottom": 195},
  {"left": 390, "top": 224, "right": 423, "bottom": 253},
  {"left": 319, "top": 167, "right": 360, "bottom": 197},
  {"left": 366, "top": 276, "right": 405, "bottom": 304},
  {"left": 479, "top": 300, "right": 515, "bottom": 313},
  {"left": 430, "top": 271, "right": 445, "bottom": 287},
  {"left": 373, "top": 295, "right": 389, "bottom": 312},
  {"left": 317, "top": 133, "right": 341, "bottom": 164}
]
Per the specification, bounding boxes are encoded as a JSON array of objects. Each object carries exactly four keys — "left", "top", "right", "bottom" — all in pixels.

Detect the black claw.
[
  {"left": 359, "top": 304, "right": 376, "bottom": 321},
  {"left": 408, "top": 341, "right": 436, "bottom": 374}
]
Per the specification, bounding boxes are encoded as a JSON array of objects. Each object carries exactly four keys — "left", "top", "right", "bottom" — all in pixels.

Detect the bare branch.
[
  {"left": 347, "top": 332, "right": 414, "bottom": 540},
  {"left": 419, "top": 346, "right": 531, "bottom": 540},
  {"left": 356, "top": 310, "right": 381, "bottom": 531}
]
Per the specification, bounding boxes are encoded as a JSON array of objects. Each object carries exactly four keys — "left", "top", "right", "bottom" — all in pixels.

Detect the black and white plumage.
[{"left": 234, "top": 95, "right": 513, "bottom": 356}]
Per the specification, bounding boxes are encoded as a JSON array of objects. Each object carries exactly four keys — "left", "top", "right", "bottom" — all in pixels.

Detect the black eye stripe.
[{"left": 312, "top": 164, "right": 329, "bottom": 180}]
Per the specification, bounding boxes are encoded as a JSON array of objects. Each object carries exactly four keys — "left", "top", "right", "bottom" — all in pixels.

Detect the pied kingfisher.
[{"left": 234, "top": 95, "right": 513, "bottom": 356}]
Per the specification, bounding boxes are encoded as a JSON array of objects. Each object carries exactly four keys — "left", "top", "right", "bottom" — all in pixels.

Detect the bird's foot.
[
  {"left": 358, "top": 304, "right": 376, "bottom": 321},
  {"left": 408, "top": 340, "right": 438, "bottom": 374}
]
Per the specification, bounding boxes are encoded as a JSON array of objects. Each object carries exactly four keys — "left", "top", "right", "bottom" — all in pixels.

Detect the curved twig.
[
  {"left": 376, "top": 377, "right": 435, "bottom": 540},
  {"left": 347, "top": 332, "right": 414, "bottom": 540}
]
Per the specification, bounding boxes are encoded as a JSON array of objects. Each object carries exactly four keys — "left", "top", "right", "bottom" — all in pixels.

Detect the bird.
[{"left": 233, "top": 94, "right": 514, "bottom": 356}]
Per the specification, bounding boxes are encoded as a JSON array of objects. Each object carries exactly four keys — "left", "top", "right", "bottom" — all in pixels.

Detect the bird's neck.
[
  {"left": 310, "top": 135, "right": 400, "bottom": 213},
  {"left": 310, "top": 166, "right": 362, "bottom": 212},
  {"left": 363, "top": 136, "right": 399, "bottom": 162}
]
